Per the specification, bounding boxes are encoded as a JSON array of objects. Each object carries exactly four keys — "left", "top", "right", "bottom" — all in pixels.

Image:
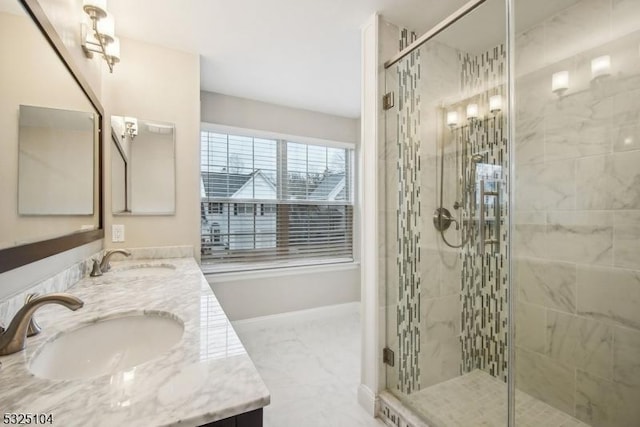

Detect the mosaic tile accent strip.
[
  {"left": 402, "top": 370, "right": 589, "bottom": 427},
  {"left": 395, "top": 29, "right": 422, "bottom": 394},
  {"left": 456, "top": 44, "right": 510, "bottom": 381}
]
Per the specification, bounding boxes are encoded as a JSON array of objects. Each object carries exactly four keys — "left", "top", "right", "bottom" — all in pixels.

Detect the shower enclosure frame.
[{"left": 381, "top": 0, "right": 517, "bottom": 425}]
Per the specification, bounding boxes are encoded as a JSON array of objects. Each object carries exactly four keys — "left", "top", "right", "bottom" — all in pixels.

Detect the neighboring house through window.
[{"left": 200, "top": 130, "right": 354, "bottom": 269}]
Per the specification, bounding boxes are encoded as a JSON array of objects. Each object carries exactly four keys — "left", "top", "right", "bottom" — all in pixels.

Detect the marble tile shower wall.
[{"left": 514, "top": 0, "right": 640, "bottom": 426}]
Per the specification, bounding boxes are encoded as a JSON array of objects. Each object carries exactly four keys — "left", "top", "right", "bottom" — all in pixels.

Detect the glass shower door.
[{"left": 383, "top": 0, "right": 511, "bottom": 424}]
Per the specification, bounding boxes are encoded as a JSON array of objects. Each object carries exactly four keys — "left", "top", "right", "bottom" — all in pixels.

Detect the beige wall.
[
  {"left": 201, "top": 91, "right": 359, "bottom": 144},
  {"left": 102, "top": 37, "right": 200, "bottom": 256},
  {"left": 1, "top": 3, "right": 201, "bottom": 299},
  {"left": 0, "top": 12, "right": 99, "bottom": 251}
]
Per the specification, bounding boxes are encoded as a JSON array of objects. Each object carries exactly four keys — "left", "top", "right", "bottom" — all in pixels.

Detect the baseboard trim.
[
  {"left": 357, "top": 383, "right": 379, "bottom": 417},
  {"left": 232, "top": 302, "right": 360, "bottom": 332}
]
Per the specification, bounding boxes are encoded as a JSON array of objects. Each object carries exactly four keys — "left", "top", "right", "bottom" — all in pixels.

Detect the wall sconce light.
[
  {"left": 591, "top": 55, "right": 611, "bottom": 80},
  {"left": 447, "top": 111, "right": 459, "bottom": 127},
  {"left": 551, "top": 71, "right": 569, "bottom": 96},
  {"left": 81, "top": 0, "right": 120, "bottom": 73},
  {"left": 466, "top": 103, "right": 479, "bottom": 120},
  {"left": 489, "top": 95, "right": 502, "bottom": 113},
  {"left": 123, "top": 116, "right": 138, "bottom": 140}
]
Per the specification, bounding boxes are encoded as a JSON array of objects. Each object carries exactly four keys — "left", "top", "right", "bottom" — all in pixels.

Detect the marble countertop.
[{"left": 0, "top": 258, "right": 270, "bottom": 427}]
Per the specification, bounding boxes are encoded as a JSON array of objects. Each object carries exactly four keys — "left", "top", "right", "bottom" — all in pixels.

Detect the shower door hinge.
[
  {"left": 383, "top": 347, "right": 395, "bottom": 367},
  {"left": 383, "top": 92, "right": 394, "bottom": 110}
]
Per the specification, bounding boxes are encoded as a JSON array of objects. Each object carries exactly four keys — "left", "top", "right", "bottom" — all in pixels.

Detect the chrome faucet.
[
  {"left": 0, "top": 293, "right": 84, "bottom": 356},
  {"left": 94, "top": 249, "right": 131, "bottom": 275}
]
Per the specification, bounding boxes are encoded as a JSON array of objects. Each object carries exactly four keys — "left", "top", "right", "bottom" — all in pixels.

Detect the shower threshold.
[{"left": 381, "top": 370, "right": 589, "bottom": 427}]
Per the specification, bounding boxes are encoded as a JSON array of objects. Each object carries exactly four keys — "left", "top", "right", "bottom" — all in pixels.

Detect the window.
[{"left": 200, "top": 130, "right": 354, "bottom": 269}]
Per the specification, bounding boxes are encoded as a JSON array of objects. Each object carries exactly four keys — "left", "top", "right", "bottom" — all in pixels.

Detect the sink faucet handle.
[
  {"left": 24, "top": 293, "right": 42, "bottom": 337},
  {"left": 90, "top": 259, "right": 103, "bottom": 277}
]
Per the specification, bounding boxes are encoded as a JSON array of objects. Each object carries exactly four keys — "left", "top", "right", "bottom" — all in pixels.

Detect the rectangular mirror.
[
  {"left": 18, "top": 105, "right": 95, "bottom": 215},
  {"left": 111, "top": 116, "right": 175, "bottom": 215},
  {"left": 0, "top": 0, "right": 103, "bottom": 273}
]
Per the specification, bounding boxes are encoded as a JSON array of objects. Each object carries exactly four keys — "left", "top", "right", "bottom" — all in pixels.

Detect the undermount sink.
[
  {"left": 111, "top": 263, "right": 176, "bottom": 277},
  {"left": 30, "top": 312, "right": 183, "bottom": 380}
]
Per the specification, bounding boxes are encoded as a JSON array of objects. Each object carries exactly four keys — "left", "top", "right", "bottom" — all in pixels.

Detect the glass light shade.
[
  {"left": 83, "top": 0, "right": 107, "bottom": 19},
  {"left": 106, "top": 37, "right": 120, "bottom": 62},
  {"left": 591, "top": 55, "right": 611, "bottom": 79},
  {"left": 97, "top": 13, "right": 115, "bottom": 42},
  {"left": 551, "top": 71, "right": 569, "bottom": 94},
  {"left": 466, "top": 103, "right": 479, "bottom": 119},
  {"left": 446, "top": 111, "right": 459, "bottom": 127},
  {"left": 489, "top": 95, "right": 502, "bottom": 113}
]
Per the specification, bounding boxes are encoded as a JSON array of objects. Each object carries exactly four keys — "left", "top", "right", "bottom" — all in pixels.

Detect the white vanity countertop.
[{"left": 0, "top": 258, "right": 270, "bottom": 427}]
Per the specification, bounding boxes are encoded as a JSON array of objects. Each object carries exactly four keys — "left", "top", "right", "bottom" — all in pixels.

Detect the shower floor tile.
[{"left": 400, "top": 370, "right": 589, "bottom": 427}]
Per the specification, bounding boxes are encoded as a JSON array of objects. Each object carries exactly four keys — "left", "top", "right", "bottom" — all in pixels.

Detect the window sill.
[{"left": 201, "top": 259, "right": 360, "bottom": 282}]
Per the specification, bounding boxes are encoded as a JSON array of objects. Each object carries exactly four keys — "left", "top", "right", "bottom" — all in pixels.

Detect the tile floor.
[
  {"left": 233, "top": 304, "right": 387, "bottom": 427},
  {"left": 234, "top": 304, "right": 589, "bottom": 427},
  {"left": 401, "top": 370, "right": 589, "bottom": 427}
]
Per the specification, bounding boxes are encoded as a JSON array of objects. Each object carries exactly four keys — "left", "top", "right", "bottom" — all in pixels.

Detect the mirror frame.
[{"left": 0, "top": 0, "right": 104, "bottom": 274}]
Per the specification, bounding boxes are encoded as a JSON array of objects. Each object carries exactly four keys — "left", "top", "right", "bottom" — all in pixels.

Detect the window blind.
[{"left": 200, "top": 131, "right": 354, "bottom": 268}]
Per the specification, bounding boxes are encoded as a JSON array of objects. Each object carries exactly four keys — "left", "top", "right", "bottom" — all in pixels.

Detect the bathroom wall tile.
[
  {"left": 613, "top": 326, "right": 640, "bottom": 387},
  {"left": 577, "top": 265, "right": 640, "bottom": 330},
  {"left": 515, "top": 104, "right": 545, "bottom": 165},
  {"left": 514, "top": 223, "right": 547, "bottom": 259},
  {"left": 544, "top": 0, "right": 611, "bottom": 66},
  {"left": 545, "top": 211, "right": 613, "bottom": 265},
  {"left": 516, "top": 347, "right": 575, "bottom": 415},
  {"left": 439, "top": 249, "right": 461, "bottom": 296},
  {"left": 575, "top": 370, "right": 640, "bottom": 427},
  {"left": 546, "top": 311, "right": 613, "bottom": 379},
  {"left": 422, "top": 294, "right": 460, "bottom": 342},
  {"left": 419, "top": 335, "right": 461, "bottom": 388},
  {"left": 516, "top": 302, "right": 546, "bottom": 353},
  {"left": 515, "top": 25, "right": 547, "bottom": 76},
  {"left": 613, "top": 211, "right": 640, "bottom": 269},
  {"left": 515, "top": 210, "right": 546, "bottom": 225},
  {"left": 612, "top": 87, "right": 640, "bottom": 127},
  {"left": 127, "top": 245, "right": 193, "bottom": 260},
  {"left": 577, "top": 151, "right": 640, "bottom": 210},
  {"left": 516, "top": 160, "right": 576, "bottom": 211},
  {"left": 516, "top": 257, "right": 577, "bottom": 313},
  {"left": 613, "top": 124, "right": 640, "bottom": 152},
  {"left": 612, "top": 0, "right": 640, "bottom": 37},
  {"left": 419, "top": 248, "right": 441, "bottom": 299},
  {"left": 544, "top": 93, "right": 612, "bottom": 161}
]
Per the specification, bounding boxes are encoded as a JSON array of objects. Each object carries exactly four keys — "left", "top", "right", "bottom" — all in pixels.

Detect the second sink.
[{"left": 30, "top": 312, "right": 183, "bottom": 380}]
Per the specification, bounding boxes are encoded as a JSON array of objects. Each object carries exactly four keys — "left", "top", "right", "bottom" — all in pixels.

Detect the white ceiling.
[
  {"left": 107, "top": 0, "right": 578, "bottom": 119},
  {"left": 108, "top": 0, "right": 470, "bottom": 119}
]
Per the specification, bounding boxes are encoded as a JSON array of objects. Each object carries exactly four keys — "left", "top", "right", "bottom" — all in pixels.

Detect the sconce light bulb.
[
  {"left": 489, "top": 95, "right": 502, "bottom": 113},
  {"left": 446, "top": 111, "right": 459, "bottom": 127},
  {"left": 466, "top": 103, "right": 479, "bottom": 120},
  {"left": 83, "top": 0, "right": 107, "bottom": 19},
  {"left": 96, "top": 13, "right": 115, "bottom": 43},
  {"left": 591, "top": 55, "right": 611, "bottom": 80},
  {"left": 551, "top": 70, "right": 569, "bottom": 95},
  {"left": 106, "top": 37, "right": 120, "bottom": 62}
]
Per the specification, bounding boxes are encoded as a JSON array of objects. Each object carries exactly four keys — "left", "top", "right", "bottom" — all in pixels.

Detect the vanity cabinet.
[{"left": 200, "top": 409, "right": 262, "bottom": 427}]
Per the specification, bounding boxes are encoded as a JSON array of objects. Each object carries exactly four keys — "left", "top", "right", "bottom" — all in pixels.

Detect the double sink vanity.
[{"left": 0, "top": 256, "right": 270, "bottom": 426}]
